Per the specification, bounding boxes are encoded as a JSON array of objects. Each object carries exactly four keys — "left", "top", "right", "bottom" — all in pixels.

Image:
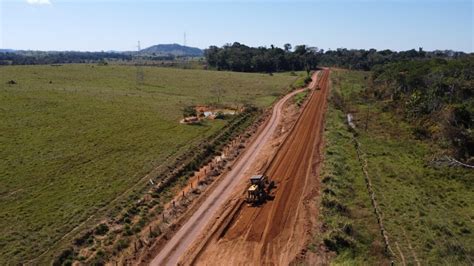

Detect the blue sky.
[{"left": 0, "top": 0, "right": 472, "bottom": 52}]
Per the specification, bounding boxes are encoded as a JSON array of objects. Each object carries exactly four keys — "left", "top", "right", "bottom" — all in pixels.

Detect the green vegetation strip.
[
  {"left": 312, "top": 71, "right": 387, "bottom": 265},
  {"left": 293, "top": 89, "right": 309, "bottom": 107}
]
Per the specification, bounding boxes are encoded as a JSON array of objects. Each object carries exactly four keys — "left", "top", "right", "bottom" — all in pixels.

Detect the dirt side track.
[{"left": 191, "top": 69, "right": 330, "bottom": 265}]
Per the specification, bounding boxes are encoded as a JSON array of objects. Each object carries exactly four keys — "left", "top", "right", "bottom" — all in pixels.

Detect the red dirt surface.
[
  {"left": 190, "top": 69, "right": 330, "bottom": 265},
  {"left": 149, "top": 79, "right": 314, "bottom": 266}
]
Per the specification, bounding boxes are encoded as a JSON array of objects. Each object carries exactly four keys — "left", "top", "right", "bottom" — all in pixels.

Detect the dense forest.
[
  {"left": 367, "top": 57, "right": 474, "bottom": 161},
  {"left": 205, "top": 43, "right": 469, "bottom": 72},
  {"left": 204, "top": 42, "right": 319, "bottom": 73},
  {"left": 319, "top": 48, "right": 468, "bottom": 70}
]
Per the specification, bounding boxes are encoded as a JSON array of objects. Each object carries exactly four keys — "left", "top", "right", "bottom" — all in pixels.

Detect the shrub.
[
  {"left": 73, "top": 230, "right": 93, "bottom": 246},
  {"left": 322, "top": 195, "right": 348, "bottom": 214},
  {"left": 53, "top": 248, "right": 76, "bottom": 266},
  {"left": 182, "top": 105, "right": 197, "bottom": 118},
  {"left": 114, "top": 238, "right": 130, "bottom": 252},
  {"left": 412, "top": 125, "right": 430, "bottom": 140},
  {"left": 123, "top": 224, "right": 133, "bottom": 236},
  {"left": 94, "top": 223, "right": 109, "bottom": 236},
  {"left": 323, "top": 231, "right": 354, "bottom": 252},
  {"left": 215, "top": 111, "right": 225, "bottom": 119}
]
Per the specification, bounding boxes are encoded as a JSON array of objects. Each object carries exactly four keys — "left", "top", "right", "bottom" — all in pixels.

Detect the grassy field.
[
  {"left": 0, "top": 64, "right": 299, "bottom": 263},
  {"left": 315, "top": 69, "right": 474, "bottom": 264}
]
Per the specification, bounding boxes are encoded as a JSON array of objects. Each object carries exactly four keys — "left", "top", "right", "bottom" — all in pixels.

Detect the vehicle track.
[
  {"left": 193, "top": 69, "right": 330, "bottom": 265},
  {"left": 149, "top": 75, "right": 318, "bottom": 266}
]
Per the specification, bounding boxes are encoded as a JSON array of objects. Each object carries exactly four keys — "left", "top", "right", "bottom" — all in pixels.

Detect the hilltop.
[{"left": 139, "top": 43, "right": 203, "bottom": 57}]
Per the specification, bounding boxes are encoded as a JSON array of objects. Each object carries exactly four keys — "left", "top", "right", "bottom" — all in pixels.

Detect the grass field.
[
  {"left": 0, "top": 64, "right": 300, "bottom": 263},
  {"left": 316, "top": 69, "right": 474, "bottom": 264}
]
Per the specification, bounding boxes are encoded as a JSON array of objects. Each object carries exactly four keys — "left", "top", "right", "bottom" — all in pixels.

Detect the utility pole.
[
  {"left": 136, "top": 41, "right": 144, "bottom": 85},
  {"left": 183, "top": 32, "right": 188, "bottom": 63}
]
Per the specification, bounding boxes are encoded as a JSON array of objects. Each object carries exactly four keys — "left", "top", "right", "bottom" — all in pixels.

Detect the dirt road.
[
  {"left": 150, "top": 75, "right": 319, "bottom": 266},
  {"left": 192, "top": 69, "right": 330, "bottom": 265}
]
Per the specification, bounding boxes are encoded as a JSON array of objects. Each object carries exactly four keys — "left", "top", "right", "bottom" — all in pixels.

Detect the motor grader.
[{"left": 246, "top": 174, "right": 274, "bottom": 205}]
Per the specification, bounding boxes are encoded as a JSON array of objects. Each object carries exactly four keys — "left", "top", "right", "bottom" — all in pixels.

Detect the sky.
[{"left": 0, "top": 0, "right": 472, "bottom": 52}]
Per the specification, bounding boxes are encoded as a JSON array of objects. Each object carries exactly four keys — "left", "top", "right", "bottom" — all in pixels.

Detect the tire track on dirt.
[
  {"left": 193, "top": 70, "right": 330, "bottom": 265},
  {"left": 149, "top": 80, "right": 315, "bottom": 266}
]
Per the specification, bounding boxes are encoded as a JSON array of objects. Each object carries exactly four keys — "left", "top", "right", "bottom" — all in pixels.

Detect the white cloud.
[{"left": 26, "top": 0, "right": 52, "bottom": 5}]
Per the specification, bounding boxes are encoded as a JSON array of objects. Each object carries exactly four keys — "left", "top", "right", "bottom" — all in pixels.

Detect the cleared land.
[
  {"left": 316, "top": 69, "right": 473, "bottom": 264},
  {"left": 0, "top": 64, "right": 300, "bottom": 263},
  {"left": 190, "top": 70, "right": 329, "bottom": 265},
  {"left": 148, "top": 72, "right": 317, "bottom": 265}
]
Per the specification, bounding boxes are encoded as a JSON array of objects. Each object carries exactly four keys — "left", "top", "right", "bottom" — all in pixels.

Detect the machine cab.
[{"left": 250, "top": 174, "right": 266, "bottom": 185}]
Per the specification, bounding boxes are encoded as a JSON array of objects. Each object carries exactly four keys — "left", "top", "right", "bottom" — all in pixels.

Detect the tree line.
[
  {"left": 318, "top": 48, "right": 469, "bottom": 71},
  {"left": 2, "top": 44, "right": 468, "bottom": 72},
  {"left": 0, "top": 51, "right": 132, "bottom": 65},
  {"left": 204, "top": 42, "right": 318, "bottom": 74},
  {"left": 205, "top": 43, "right": 470, "bottom": 73}
]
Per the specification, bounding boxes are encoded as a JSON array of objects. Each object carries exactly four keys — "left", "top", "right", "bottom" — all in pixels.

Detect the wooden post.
[{"left": 365, "top": 103, "right": 370, "bottom": 132}]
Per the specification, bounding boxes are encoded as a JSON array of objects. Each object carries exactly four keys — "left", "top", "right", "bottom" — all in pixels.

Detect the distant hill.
[
  {"left": 139, "top": 44, "right": 203, "bottom": 57},
  {"left": 0, "top": 49, "right": 15, "bottom": 53}
]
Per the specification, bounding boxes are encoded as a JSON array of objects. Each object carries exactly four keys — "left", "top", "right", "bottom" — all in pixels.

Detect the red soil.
[{"left": 191, "top": 69, "right": 330, "bottom": 265}]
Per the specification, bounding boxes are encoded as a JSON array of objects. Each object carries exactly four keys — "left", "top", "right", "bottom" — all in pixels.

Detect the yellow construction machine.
[{"left": 246, "top": 174, "right": 274, "bottom": 205}]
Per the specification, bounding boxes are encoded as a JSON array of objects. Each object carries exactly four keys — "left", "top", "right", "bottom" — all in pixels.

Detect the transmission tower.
[
  {"left": 136, "top": 41, "right": 144, "bottom": 85},
  {"left": 183, "top": 32, "right": 187, "bottom": 47}
]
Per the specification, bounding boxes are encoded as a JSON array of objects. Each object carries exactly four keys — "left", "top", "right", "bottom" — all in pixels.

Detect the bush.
[
  {"left": 114, "top": 238, "right": 130, "bottom": 252},
  {"left": 53, "top": 248, "right": 76, "bottom": 266},
  {"left": 97, "top": 59, "right": 108, "bottom": 66},
  {"left": 322, "top": 195, "right": 348, "bottom": 214},
  {"left": 123, "top": 224, "right": 133, "bottom": 236},
  {"left": 182, "top": 105, "right": 197, "bottom": 118},
  {"left": 243, "top": 104, "right": 258, "bottom": 113},
  {"left": 412, "top": 125, "right": 431, "bottom": 140},
  {"left": 90, "top": 249, "right": 106, "bottom": 266},
  {"left": 323, "top": 231, "right": 354, "bottom": 252},
  {"left": 215, "top": 111, "right": 225, "bottom": 119},
  {"left": 73, "top": 230, "right": 93, "bottom": 246},
  {"left": 94, "top": 223, "right": 109, "bottom": 236}
]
